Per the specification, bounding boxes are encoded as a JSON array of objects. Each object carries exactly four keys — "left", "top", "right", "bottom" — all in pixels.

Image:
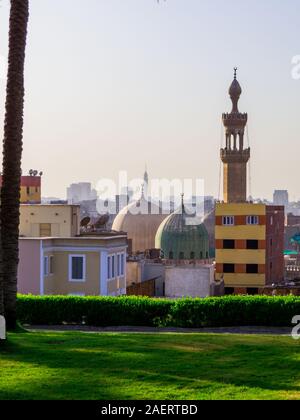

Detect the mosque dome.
[
  {"left": 112, "top": 194, "right": 167, "bottom": 254},
  {"left": 155, "top": 199, "right": 210, "bottom": 260}
]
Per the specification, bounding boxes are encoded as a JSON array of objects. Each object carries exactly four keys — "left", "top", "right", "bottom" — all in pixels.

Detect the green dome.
[{"left": 155, "top": 204, "right": 210, "bottom": 260}]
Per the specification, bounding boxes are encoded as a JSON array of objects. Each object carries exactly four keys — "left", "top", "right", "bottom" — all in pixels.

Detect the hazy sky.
[{"left": 0, "top": 0, "right": 300, "bottom": 200}]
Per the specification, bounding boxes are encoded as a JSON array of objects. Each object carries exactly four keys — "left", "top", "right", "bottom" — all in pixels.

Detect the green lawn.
[{"left": 1, "top": 331, "right": 300, "bottom": 400}]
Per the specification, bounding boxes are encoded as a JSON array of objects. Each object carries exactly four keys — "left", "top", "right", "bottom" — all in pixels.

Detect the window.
[
  {"left": 200, "top": 251, "right": 203, "bottom": 260},
  {"left": 222, "top": 216, "right": 235, "bottom": 226},
  {"left": 49, "top": 256, "right": 54, "bottom": 275},
  {"left": 26, "top": 186, "right": 30, "bottom": 195},
  {"left": 223, "top": 239, "right": 235, "bottom": 249},
  {"left": 69, "top": 255, "right": 86, "bottom": 282},
  {"left": 246, "top": 216, "right": 259, "bottom": 225},
  {"left": 117, "top": 254, "right": 120, "bottom": 276},
  {"left": 247, "top": 240, "right": 259, "bottom": 250},
  {"left": 246, "top": 264, "right": 259, "bottom": 274},
  {"left": 112, "top": 255, "right": 115, "bottom": 278},
  {"left": 43, "top": 256, "right": 48, "bottom": 277},
  {"left": 223, "top": 264, "right": 235, "bottom": 273},
  {"left": 190, "top": 252, "right": 195, "bottom": 260},
  {"left": 179, "top": 252, "right": 185, "bottom": 260},
  {"left": 107, "top": 256, "right": 111, "bottom": 279},
  {"left": 40, "top": 223, "right": 51, "bottom": 237},
  {"left": 169, "top": 251, "right": 174, "bottom": 260},
  {"left": 120, "top": 254, "right": 125, "bottom": 276}
]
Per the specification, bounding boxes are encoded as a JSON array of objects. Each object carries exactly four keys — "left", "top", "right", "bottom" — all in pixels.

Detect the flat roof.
[
  {"left": 19, "top": 235, "right": 127, "bottom": 241},
  {"left": 20, "top": 204, "right": 80, "bottom": 207}
]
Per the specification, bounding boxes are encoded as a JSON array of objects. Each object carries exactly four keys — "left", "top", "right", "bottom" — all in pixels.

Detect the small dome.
[{"left": 155, "top": 204, "right": 210, "bottom": 260}]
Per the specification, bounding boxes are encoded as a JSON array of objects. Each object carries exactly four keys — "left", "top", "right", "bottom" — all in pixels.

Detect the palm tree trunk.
[{"left": 1, "top": 0, "right": 29, "bottom": 329}]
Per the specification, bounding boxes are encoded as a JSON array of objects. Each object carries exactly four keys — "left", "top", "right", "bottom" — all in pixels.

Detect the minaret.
[
  {"left": 221, "top": 68, "right": 250, "bottom": 203},
  {"left": 143, "top": 165, "right": 149, "bottom": 197}
]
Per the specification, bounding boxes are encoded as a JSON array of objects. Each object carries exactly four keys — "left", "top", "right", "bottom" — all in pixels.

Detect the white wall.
[{"left": 165, "top": 265, "right": 214, "bottom": 298}]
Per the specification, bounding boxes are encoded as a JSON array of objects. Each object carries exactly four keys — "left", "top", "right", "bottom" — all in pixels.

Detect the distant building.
[
  {"left": 19, "top": 204, "right": 80, "bottom": 237},
  {"left": 286, "top": 213, "right": 300, "bottom": 227},
  {"left": 67, "top": 182, "right": 97, "bottom": 204},
  {"left": 0, "top": 174, "right": 42, "bottom": 204},
  {"left": 273, "top": 190, "right": 289, "bottom": 208},
  {"left": 18, "top": 234, "right": 127, "bottom": 297}
]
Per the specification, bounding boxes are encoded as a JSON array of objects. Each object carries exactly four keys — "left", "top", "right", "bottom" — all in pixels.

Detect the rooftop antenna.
[{"left": 80, "top": 217, "right": 91, "bottom": 228}]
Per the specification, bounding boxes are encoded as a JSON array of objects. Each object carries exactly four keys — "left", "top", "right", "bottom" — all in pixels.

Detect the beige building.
[
  {"left": 18, "top": 235, "right": 127, "bottom": 296},
  {"left": 20, "top": 204, "right": 80, "bottom": 238}
]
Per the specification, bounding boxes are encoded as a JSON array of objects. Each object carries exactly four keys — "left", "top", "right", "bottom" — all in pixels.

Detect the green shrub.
[
  {"left": 17, "top": 295, "right": 172, "bottom": 327},
  {"left": 17, "top": 295, "right": 300, "bottom": 328}
]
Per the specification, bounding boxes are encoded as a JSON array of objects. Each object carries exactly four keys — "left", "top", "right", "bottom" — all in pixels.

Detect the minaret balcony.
[{"left": 221, "top": 147, "right": 250, "bottom": 163}]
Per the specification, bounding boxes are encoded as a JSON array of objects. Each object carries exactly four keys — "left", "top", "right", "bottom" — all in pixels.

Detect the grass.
[{"left": 0, "top": 331, "right": 300, "bottom": 400}]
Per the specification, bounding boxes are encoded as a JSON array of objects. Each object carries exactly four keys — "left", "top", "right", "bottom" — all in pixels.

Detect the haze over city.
[{"left": 0, "top": 0, "right": 300, "bottom": 200}]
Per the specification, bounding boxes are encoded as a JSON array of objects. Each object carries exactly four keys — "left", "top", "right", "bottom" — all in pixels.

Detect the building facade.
[
  {"left": 20, "top": 204, "right": 80, "bottom": 237},
  {"left": 215, "top": 203, "right": 284, "bottom": 293},
  {"left": 18, "top": 235, "right": 127, "bottom": 296}
]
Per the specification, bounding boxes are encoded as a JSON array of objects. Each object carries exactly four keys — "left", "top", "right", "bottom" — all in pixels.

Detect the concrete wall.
[
  {"left": 19, "top": 205, "right": 80, "bottom": 237},
  {"left": 165, "top": 265, "right": 214, "bottom": 298},
  {"left": 18, "top": 239, "right": 41, "bottom": 294}
]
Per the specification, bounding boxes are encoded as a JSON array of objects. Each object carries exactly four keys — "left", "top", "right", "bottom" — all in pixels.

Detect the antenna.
[
  {"left": 94, "top": 214, "right": 109, "bottom": 229},
  {"left": 80, "top": 217, "right": 91, "bottom": 228}
]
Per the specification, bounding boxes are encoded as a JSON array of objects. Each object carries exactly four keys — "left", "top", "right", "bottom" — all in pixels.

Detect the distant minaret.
[
  {"left": 221, "top": 68, "right": 250, "bottom": 203},
  {"left": 143, "top": 165, "right": 149, "bottom": 196}
]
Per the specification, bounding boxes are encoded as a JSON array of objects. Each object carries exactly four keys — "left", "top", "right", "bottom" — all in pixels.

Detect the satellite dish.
[
  {"left": 39, "top": 171, "right": 43, "bottom": 177},
  {"left": 94, "top": 214, "right": 109, "bottom": 229},
  {"left": 29, "top": 169, "right": 33, "bottom": 176},
  {"left": 80, "top": 217, "right": 91, "bottom": 227},
  {"left": 33, "top": 170, "right": 38, "bottom": 177}
]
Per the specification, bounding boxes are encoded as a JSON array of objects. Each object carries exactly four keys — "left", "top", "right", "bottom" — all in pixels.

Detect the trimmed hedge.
[{"left": 17, "top": 295, "right": 300, "bottom": 328}]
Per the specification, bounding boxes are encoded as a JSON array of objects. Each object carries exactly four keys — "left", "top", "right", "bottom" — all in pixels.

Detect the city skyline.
[{"left": 0, "top": 0, "right": 300, "bottom": 200}]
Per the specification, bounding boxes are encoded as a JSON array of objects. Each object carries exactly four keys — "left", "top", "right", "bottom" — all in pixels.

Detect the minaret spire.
[{"left": 221, "top": 70, "right": 250, "bottom": 203}]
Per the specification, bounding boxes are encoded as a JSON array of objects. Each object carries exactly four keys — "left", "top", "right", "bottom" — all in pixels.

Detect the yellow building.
[
  {"left": 215, "top": 203, "right": 284, "bottom": 294},
  {"left": 20, "top": 204, "right": 80, "bottom": 238},
  {"left": 0, "top": 175, "right": 42, "bottom": 203},
  {"left": 18, "top": 235, "right": 128, "bottom": 296}
]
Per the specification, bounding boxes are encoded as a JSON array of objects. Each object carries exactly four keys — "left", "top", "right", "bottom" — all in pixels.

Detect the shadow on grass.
[{"left": 1, "top": 332, "right": 300, "bottom": 400}]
